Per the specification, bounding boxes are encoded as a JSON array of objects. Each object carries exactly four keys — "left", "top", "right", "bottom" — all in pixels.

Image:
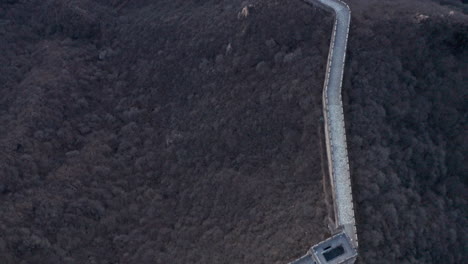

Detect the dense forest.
[
  {"left": 345, "top": 0, "right": 466, "bottom": 263},
  {"left": 0, "top": 0, "right": 466, "bottom": 263}
]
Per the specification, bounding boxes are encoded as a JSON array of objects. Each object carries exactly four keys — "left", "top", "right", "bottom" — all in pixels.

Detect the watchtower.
[{"left": 291, "top": 232, "right": 357, "bottom": 264}]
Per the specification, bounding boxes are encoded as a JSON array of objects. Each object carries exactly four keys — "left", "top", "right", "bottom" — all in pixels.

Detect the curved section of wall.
[{"left": 304, "top": 0, "right": 358, "bottom": 249}]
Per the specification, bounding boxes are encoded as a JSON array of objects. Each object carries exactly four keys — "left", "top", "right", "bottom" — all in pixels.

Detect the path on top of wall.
[{"left": 303, "top": 0, "right": 358, "bottom": 249}]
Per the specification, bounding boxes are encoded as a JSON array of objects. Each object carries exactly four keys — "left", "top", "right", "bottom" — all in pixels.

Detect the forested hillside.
[
  {"left": 345, "top": 1, "right": 466, "bottom": 262},
  {"left": 0, "top": 0, "right": 466, "bottom": 263}
]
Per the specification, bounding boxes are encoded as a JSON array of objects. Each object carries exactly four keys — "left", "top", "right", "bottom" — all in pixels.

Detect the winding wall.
[{"left": 304, "top": 0, "right": 358, "bottom": 248}]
